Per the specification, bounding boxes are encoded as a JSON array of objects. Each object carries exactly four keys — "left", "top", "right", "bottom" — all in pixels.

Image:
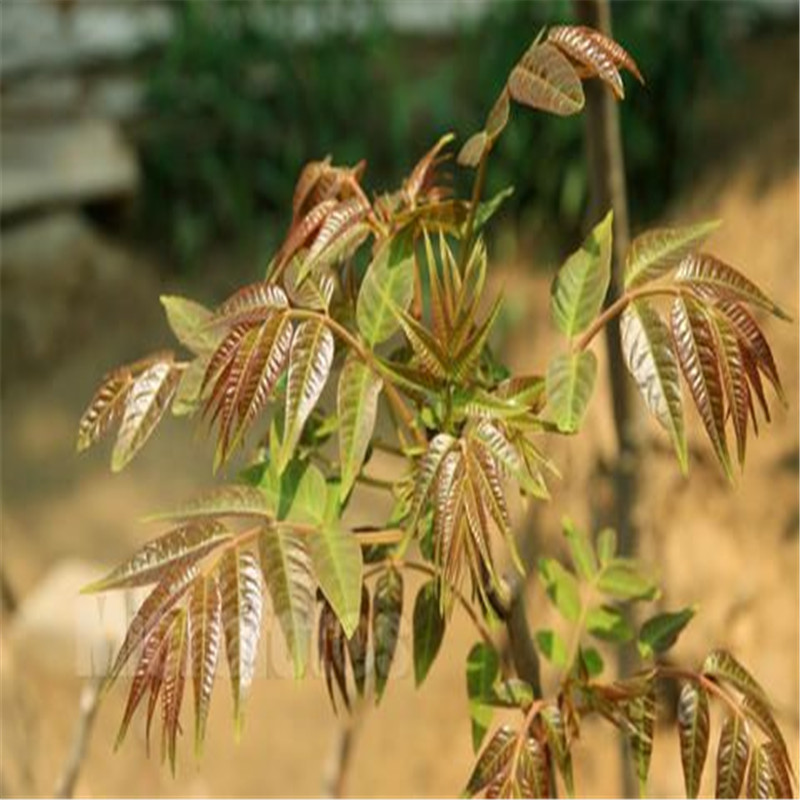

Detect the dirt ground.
[{"left": 1, "top": 34, "right": 798, "bottom": 799}]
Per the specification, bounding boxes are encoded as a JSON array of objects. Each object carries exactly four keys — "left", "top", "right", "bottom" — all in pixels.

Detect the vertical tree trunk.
[{"left": 574, "top": 0, "right": 644, "bottom": 794}]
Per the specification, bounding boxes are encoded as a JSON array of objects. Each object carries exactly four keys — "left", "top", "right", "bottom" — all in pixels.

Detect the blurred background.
[{"left": 1, "top": 0, "right": 797, "bottom": 796}]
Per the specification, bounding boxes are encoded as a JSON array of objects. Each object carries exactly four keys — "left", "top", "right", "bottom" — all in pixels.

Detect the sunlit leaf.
[
  {"left": 161, "top": 608, "right": 189, "bottom": 774},
  {"left": 146, "top": 485, "right": 273, "bottom": 523},
  {"left": 160, "top": 295, "right": 218, "bottom": 355},
  {"left": 413, "top": 579, "right": 445, "bottom": 686},
  {"left": 357, "top": 231, "right": 416, "bottom": 346},
  {"left": 518, "top": 736, "right": 549, "bottom": 797},
  {"left": 741, "top": 694, "right": 793, "bottom": 779},
  {"left": 458, "top": 132, "right": 488, "bottom": 168},
  {"left": 677, "top": 682, "right": 710, "bottom": 798},
  {"left": 337, "top": 355, "right": 383, "bottom": 500},
  {"left": 220, "top": 549, "right": 264, "bottom": 735},
  {"left": 258, "top": 525, "right": 314, "bottom": 679},
  {"left": 83, "top": 521, "right": 230, "bottom": 593},
  {"left": 535, "top": 629, "right": 568, "bottom": 667},
  {"left": 548, "top": 24, "right": 624, "bottom": 98},
  {"left": 623, "top": 221, "right": 719, "bottom": 289},
  {"left": 621, "top": 300, "right": 687, "bottom": 472},
  {"left": 628, "top": 681, "right": 656, "bottom": 797},
  {"left": 586, "top": 604, "right": 633, "bottom": 643},
  {"left": 77, "top": 368, "right": 134, "bottom": 453},
  {"left": 308, "top": 524, "right": 363, "bottom": 638},
  {"left": 597, "top": 559, "right": 657, "bottom": 601},
  {"left": 562, "top": 516, "right": 597, "bottom": 581},
  {"left": 545, "top": 350, "right": 598, "bottom": 433},
  {"left": 551, "top": 211, "right": 613, "bottom": 337},
  {"left": 210, "top": 282, "right": 288, "bottom": 329},
  {"left": 112, "top": 359, "right": 180, "bottom": 472},
  {"left": 279, "top": 318, "right": 334, "bottom": 471},
  {"left": 189, "top": 574, "right": 221, "bottom": 754},
  {"left": 508, "top": 41, "right": 584, "bottom": 116}
]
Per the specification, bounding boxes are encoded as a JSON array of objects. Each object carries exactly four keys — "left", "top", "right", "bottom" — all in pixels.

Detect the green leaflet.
[
  {"left": 638, "top": 607, "right": 695, "bottom": 658},
  {"left": 258, "top": 526, "right": 314, "bottom": 679},
  {"left": 562, "top": 516, "right": 597, "bottom": 581},
  {"left": 308, "top": 523, "right": 363, "bottom": 638},
  {"left": 702, "top": 649, "right": 770, "bottom": 706},
  {"left": 473, "top": 186, "right": 515, "bottom": 233},
  {"left": 160, "top": 295, "right": 218, "bottom": 355},
  {"left": 537, "top": 558, "right": 580, "bottom": 621},
  {"left": 585, "top": 604, "right": 634, "bottom": 643},
  {"left": 624, "top": 220, "right": 719, "bottom": 289},
  {"left": 413, "top": 580, "right": 445, "bottom": 686},
  {"left": 356, "top": 231, "right": 415, "bottom": 346},
  {"left": 550, "top": 211, "right": 613, "bottom": 337},
  {"left": 534, "top": 629, "right": 568, "bottom": 667},
  {"left": 716, "top": 713, "right": 750, "bottom": 799},
  {"left": 279, "top": 319, "right": 334, "bottom": 472},
  {"left": 466, "top": 642, "right": 500, "bottom": 752},
  {"left": 621, "top": 300, "right": 688, "bottom": 473},
  {"left": 545, "top": 350, "right": 598, "bottom": 433},
  {"left": 337, "top": 355, "right": 383, "bottom": 501},
  {"left": 596, "top": 559, "right": 658, "bottom": 601},
  {"left": 144, "top": 485, "right": 273, "bottom": 523}
]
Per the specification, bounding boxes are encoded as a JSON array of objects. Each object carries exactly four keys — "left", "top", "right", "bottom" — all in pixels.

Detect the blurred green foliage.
[{"left": 137, "top": 1, "right": 759, "bottom": 270}]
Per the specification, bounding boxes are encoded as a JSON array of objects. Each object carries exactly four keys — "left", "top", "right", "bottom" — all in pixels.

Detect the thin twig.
[{"left": 54, "top": 676, "right": 103, "bottom": 798}]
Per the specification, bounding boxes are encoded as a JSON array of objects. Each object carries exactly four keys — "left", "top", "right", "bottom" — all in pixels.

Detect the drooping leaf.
[
  {"left": 411, "top": 433, "right": 457, "bottom": 524},
  {"left": 628, "top": 681, "right": 656, "bottom": 797},
  {"left": 161, "top": 608, "right": 189, "bottom": 775},
  {"left": 357, "top": 231, "right": 416, "bottom": 346},
  {"left": 580, "top": 25, "right": 645, "bottom": 83},
  {"left": 623, "top": 221, "right": 719, "bottom": 289},
  {"left": 715, "top": 300, "right": 784, "bottom": 402},
  {"left": 413, "top": 579, "right": 446, "bottom": 686},
  {"left": 146, "top": 485, "right": 273, "bottom": 523},
  {"left": 465, "top": 725, "right": 517, "bottom": 797},
  {"left": 762, "top": 741, "right": 794, "bottom": 799},
  {"left": 545, "top": 350, "right": 598, "bottom": 433},
  {"left": 551, "top": 211, "right": 613, "bottom": 337},
  {"left": 160, "top": 295, "right": 218, "bottom": 355},
  {"left": 112, "top": 360, "right": 180, "bottom": 472},
  {"left": 671, "top": 295, "right": 732, "bottom": 479},
  {"left": 337, "top": 355, "right": 383, "bottom": 500},
  {"left": 541, "top": 702, "right": 575, "bottom": 796},
  {"left": 188, "top": 575, "right": 221, "bottom": 755},
  {"left": 220, "top": 549, "right": 264, "bottom": 735},
  {"left": 716, "top": 713, "right": 750, "bottom": 799},
  {"left": 471, "top": 422, "right": 547, "bottom": 499},
  {"left": 318, "top": 597, "right": 350, "bottom": 713},
  {"left": 676, "top": 253, "right": 789, "bottom": 320},
  {"left": 486, "top": 88, "right": 511, "bottom": 141},
  {"left": 677, "top": 682, "right": 710, "bottom": 798},
  {"left": 258, "top": 525, "right": 314, "bottom": 679},
  {"left": 115, "top": 609, "right": 179, "bottom": 750},
  {"left": 305, "top": 196, "right": 370, "bottom": 269},
  {"left": 621, "top": 300, "right": 687, "bottom": 472},
  {"left": 508, "top": 41, "right": 585, "bottom": 116},
  {"left": 308, "top": 524, "right": 363, "bottom": 638},
  {"left": 346, "top": 585, "right": 370, "bottom": 698},
  {"left": 372, "top": 566, "right": 403, "bottom": 703},
  {"left": 474, "top": 186, "right": 515, "bottom": 233},
  {"left": 740, "top": 694, "right": 793, "bottom": 779},
  {"left": 279, "top": 319, "right": 335, "bottom": 471},
  {"left": 466, "top": 642, "right": 500, "bottom": 752},
  {"left": 77, "top": 368, "right": 134, "bottom": 453},
  {"left": 517, "top": 736, "right": 549, "bottom": 797},
  {"left": 702, "top": 649, "right": 770, "bottom": 706},
  {"left": 172, "top": 357, "right": 207, "bottom": 417},
  {"left": 747, "top": 743, "right": 781, "bottom": 799},
  {"left": 538, "top": 558, "right": 580, "bottom": 622},
  {"left": 637, "top": 607, "right": 695, "bottom": 658},
  {"left": 83, "top": 521, "right": 230, "bottom": 593},
  {"left": 458, "top": 132, "right": 488, "bottom": 168},
  {"left": 548, "top": 24, "right": 625, "bottom": 98},
  {"left": 108, "top": 562, "right": 199, "bottom": 685}
]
